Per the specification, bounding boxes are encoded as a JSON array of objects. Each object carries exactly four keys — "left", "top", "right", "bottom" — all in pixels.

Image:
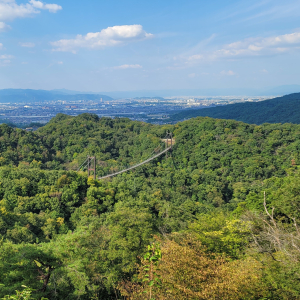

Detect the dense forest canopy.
[
  {"left": 1, "top": 113, "right": 300, "bottom": 299},
  {"left": 170, "top": 92, "right": 300, "bottom": 124}
]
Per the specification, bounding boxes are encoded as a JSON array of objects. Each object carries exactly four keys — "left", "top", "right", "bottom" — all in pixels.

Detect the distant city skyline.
[{"left": 0, "top": 0, "right": 300, "bottom": 93}]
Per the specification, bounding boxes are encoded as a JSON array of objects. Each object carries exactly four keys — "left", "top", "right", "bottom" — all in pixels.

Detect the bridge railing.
[
  {"left": 98, "top": 146, "right": 172, "bottom": 180},
  {"left": 77, "top": 132, "right": 174, "bottom": 179}
]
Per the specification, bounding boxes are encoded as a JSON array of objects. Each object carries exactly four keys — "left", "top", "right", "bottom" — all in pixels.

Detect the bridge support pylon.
[
  {"left": 87, "top": 156, "right": 96, "bottom": 180},
  {"left": 166, "top": 131, "right": 173, "bottom": 158}
]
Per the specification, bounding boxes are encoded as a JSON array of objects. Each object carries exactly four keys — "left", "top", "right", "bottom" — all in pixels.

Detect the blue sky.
[{"left": 0, "top": 0, "right": 300, "bottom": 94}]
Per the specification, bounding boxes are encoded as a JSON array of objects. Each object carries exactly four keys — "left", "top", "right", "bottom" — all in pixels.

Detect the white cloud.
[
  {"left": 188, "top": 31, "right": 300, "bottom": 62},
  {"left": 0, "top": 0, "right": 61, "bottom": 29},
  {"left": 19, "top": 42, "right": 35, "bottom": 47},
  {"left": 113, "top": 64, "right": 142, "bottom": 70},
  {"left": 0, "top": 43, "right": 3, "bottom": 49},
  {"left": 216, "top": 32, "right": 300, "bottom": 57},
  {"left": 29, "top": 0, "right": 61, "bottom": 13},
  {"left": 0, "top": 0, "right": 37, "bottom": 21},
  {"left": 51, "top": 25, "right": 153, "bottom": 52},
  {"left": 220, "top": 70, "right": 236, "bottom": 76},
  {"left": 0, "top": 21, "right": 10, "bottom": 31}
]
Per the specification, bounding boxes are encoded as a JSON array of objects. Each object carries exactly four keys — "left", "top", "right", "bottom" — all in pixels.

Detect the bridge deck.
[{"left": 98, "top": 146, "right": 171, "bottom": 180}]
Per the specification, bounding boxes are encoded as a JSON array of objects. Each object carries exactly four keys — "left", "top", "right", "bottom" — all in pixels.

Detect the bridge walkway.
[{"left": 98, "top": 146, "right": 171, "bottom": 180}]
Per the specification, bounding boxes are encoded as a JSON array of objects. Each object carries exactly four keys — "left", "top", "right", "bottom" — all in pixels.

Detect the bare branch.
[{"left": 263, "top": 191, "right": 277, "bottom": 228}]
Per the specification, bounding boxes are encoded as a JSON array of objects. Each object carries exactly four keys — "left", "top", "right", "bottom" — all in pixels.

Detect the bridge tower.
[
  {"left": 87, "top": 156, "right": 96, "bottom": 180},
  {"left": 166, "top": 131, "right": 173, "bottom": 158}
]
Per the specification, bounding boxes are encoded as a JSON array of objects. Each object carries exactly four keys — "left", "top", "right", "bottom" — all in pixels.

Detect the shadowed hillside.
[{"left": 170, "top": 93, "right": 300, "bottom": 124}]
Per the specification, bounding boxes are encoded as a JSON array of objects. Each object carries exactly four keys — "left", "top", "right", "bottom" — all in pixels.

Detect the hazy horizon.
[{"left": 1, "top": 84, "right": 300, "bottom": 99}]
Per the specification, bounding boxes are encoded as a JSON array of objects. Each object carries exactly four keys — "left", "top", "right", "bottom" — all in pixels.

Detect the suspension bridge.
[{"left": 77, "top": 132, "right": 174, "bottom": 180}]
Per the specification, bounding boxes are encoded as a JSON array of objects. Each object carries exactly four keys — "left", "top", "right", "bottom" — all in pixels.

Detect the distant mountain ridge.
[
  {"left": 2, "top": 84, "right": 300, "bottom": 101},
  {"left": 100, "top": 84, "right": 300, "bottom": 98},
  {"left": 0, "top": 89, "right": 113, "bottom": 103},
  {"left": 170, "top": 93, "right": 300, "bottom": 125}
]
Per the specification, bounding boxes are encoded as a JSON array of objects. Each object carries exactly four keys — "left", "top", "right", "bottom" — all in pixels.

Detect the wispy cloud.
[
  {"left": 113, "top": 64, "right": 142, "bottom": 70},
  {"left": 242, "top": 0, "right": 300, "bottom": 23},
  {"left": 187, "top": 31, "right": 300, "bottom": 62},
  {"left": 218, "top": 0, "right": 300, "bottom": 25},
  {"left": 175, "top": 34, "right": 216, "bottom": 63},
  {"left": 188, "top": 73, "right": 197, "bottom": 78},
  {"left": 220, "top": 70, "right": 236, "bottom": 76},
  {"left": 0, "top": 54, "right": 13, "bottom": 59},
  {"left": 0, "top": 0, "right": 61, "bottom": 29},
  {"left": 188, "top": 54, "right": 203, "bottom": 61},
  {"left": 48, "top": 60, "right": 64, "bottom": 67},
  {"left": 19, "top": 42, "right": 35, "bottom": 47},
  {"left": 0, "top": 44, "right": 14, "bottom": 65},
  {"left": 0, "top": 54, "right": 13, "bottom": 66},
  {"left": 51, "top": 25, "right": 153, "bottom": 53}
]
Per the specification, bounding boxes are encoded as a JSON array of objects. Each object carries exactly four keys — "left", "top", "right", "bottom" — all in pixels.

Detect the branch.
[{"left": 263, "top": 191, "right": 277, "bottom": 228}]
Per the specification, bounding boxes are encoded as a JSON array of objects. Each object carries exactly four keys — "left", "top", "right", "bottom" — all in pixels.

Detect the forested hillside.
[
  {"left": 170, "top": 92, "right": 300, "bottom": 124},
  {"left": 1, "top": 114, "right": 300, "bottom": 299}
]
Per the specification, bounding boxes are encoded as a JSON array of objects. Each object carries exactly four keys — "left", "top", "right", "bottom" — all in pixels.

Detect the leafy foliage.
[{"left": 119, "top": 234, "right": 262, "bottom": 300}]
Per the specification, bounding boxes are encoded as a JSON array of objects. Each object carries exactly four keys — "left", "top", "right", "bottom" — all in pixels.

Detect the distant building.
[{"left": 25, "top": 127, "right": 38, "bottom": 132}]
